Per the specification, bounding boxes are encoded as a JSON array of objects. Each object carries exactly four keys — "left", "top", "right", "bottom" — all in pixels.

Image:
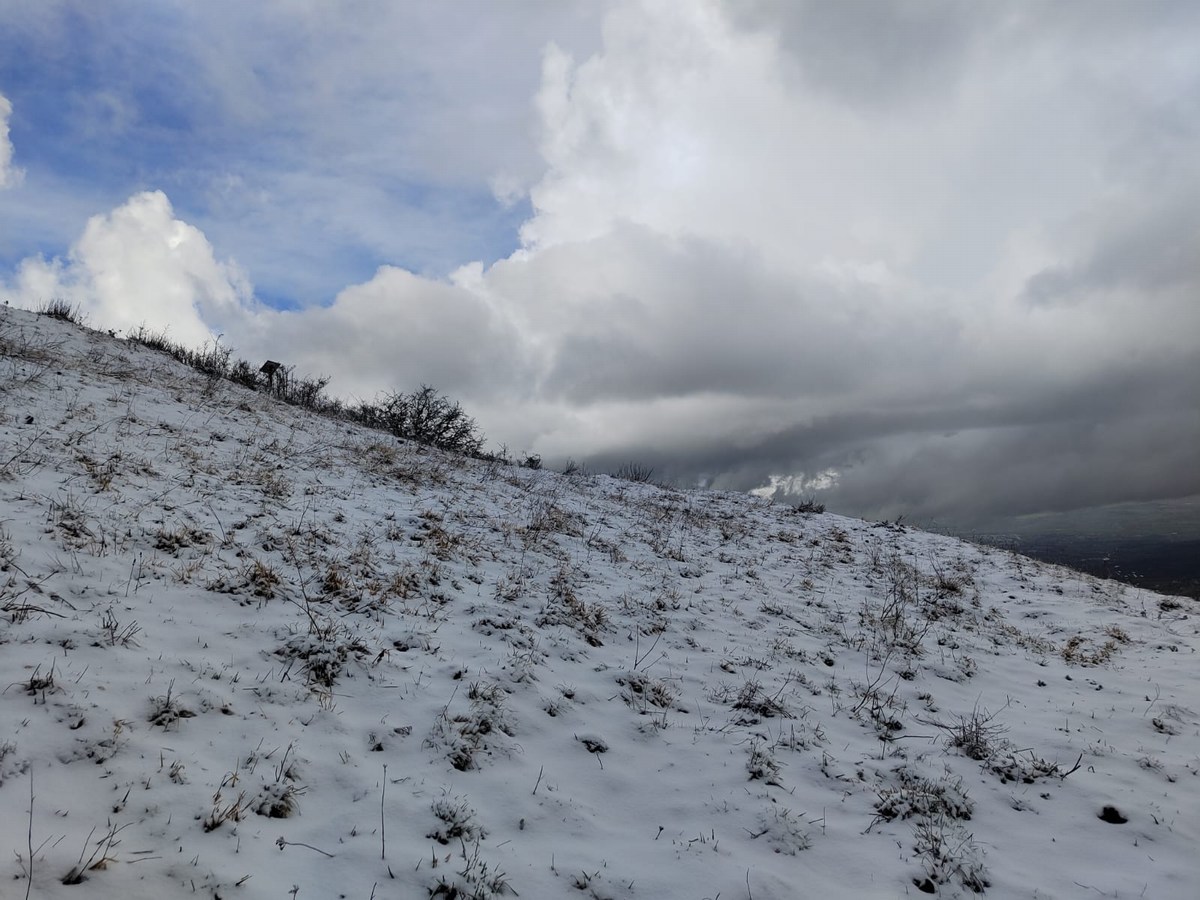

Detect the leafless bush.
[
  {"left": 944, "top": 705, "right": 1007, "bottom": 761},
  {"left": 613, "top": 461, "right": 654, "bottom": 483},
  {"left": 873, "top": 767, "right": 973, "bottom": 828},
  {"left": 536, "top": 568, "right": 607, "bottom": 645},
  {"left": 203, "top": 781, "right": 247, "bottom": 832},
  {"left": 25, "top": 662, "right": 59, "bottom": 702},
  {"left": 276, "top": 621, "right": 371, "bottom": 688},
  {"left": 62, "top": 821, "right": 130, "bottom": 884},
  {"left": 428, "top": 794, "right": 486, "bottom": 845},
  {"left": 428, "top": 839, "right": 512, "bottom": 899},
  {"left": 1062, "top": 634, "right": 1120, "bottom": 666},
  {"left": 753, "top": 807, "right": 811, "bottom": 855},
  {"left": 730, "top": 679, "right": 791, "bottom": 724},
  {"left": 253, "top": 745, "right": 304, "bottom": 818},
  {"left": 617, "top": 671, "right": 678, "bottom": 712},
  {"left": 912, "top": 814, "right": 990, "bottom": 894},
  {"left": 268, "top": 366, "right": 333, "bottom": 411},
  {"left": 355, "top": 385, "right": 484, "bottom": 454},
  {"left": 228, "top": 357, "right": 260, "bottom": 389},
  {"left": 747, "top": 740, "right": 782, "bottom": 785},
  {"left": 988, "top": 749, "right": 1079, "bottom": 785},
  {"left": 37, "top": 298, "right": 84, "bottom": 323},
  {"left": 100, "top": 608, "right": 141, "bottom": 647},
  {"left": 125, "top": 325, "right": 338, "bottom": 411},
  {"left": 148, "top": 681, "right": 195, "bottom": 728}
]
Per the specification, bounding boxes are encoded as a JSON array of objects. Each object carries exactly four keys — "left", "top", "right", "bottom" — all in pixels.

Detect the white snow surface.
[{"left": 0, "top": 306, "right": 1197, "bottom": 900}]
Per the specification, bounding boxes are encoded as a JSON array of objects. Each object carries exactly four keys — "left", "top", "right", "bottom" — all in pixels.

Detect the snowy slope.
[{"left": 0, "top": 306, "right": 1196, "bottom": 900}]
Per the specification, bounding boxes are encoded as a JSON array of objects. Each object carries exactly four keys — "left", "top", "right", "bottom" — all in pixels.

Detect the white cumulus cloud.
[
  {"left": 9, "top": 191, "right": 250, "bottom": 347},
  {"left": 0, "top": 91, "right": 22, "bottom": 188}
]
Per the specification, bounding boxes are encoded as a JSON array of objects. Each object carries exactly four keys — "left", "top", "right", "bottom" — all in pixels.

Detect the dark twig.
[
  {"left": 276, "top": 837, "right": 335, "bottom": 858},
  {"left": 380, "top": 764, "right": 387, "bottom": 860}
]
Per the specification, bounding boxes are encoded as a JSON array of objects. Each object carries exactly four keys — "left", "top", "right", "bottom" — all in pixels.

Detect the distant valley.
[
  {"left": 932, "top": 497, "right": 1200, "bottom": 601},
  {"left": 972, "top": 534, "right": 1200, "bottom": 601}
]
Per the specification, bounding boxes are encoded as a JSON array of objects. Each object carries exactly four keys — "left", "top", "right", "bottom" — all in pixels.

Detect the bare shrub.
[
  {"left": 62, "top": 822, "right": 130, "bottom": 884},
  {"left": 356, "top": 385, "right": 484, "bottom": 454},
  {"left": 428, "top": 794, "right": 486, "bottom": 844},
  {"left": 276, "top": 620, "right": 371, "bottom": 687},
  {"left": 428, "top": 839, "right": 512, "bottom": 899},
  {"left": 125, "top": 326, "right": 337, "bottom": 411},
  {"left": 126, "top": 324, "right": 175, "bottom": 354},
  {"left": 268, "top": 366, "right": 333, "bottom": 411},
  {"left": 730, "top": 679, "right": 791, "bottom": 724},
  {"left": 253, "top": 746, "right": 304, "bottom": 818},
  {"left": 874, "top": 768, "right": 974, "bottom": 826},
  {"left": 203, "top": 782, "right": 247, "bottom": 832},
  {"left": 945, "top": 704, "right": 1007, "bottom": 761},
  {"left": 613, "top": 461, "right": 655, "bottom": 483},
  {"left": 912, "top": 814, "right": 990, "bottom": 894},
  {"left": 148, "top": 681, "right": 195, "bottom": 728},
  {"left": 37, "top": 298, "right": 84, "bottom": 323},
  {"left": 754, "top": 807, "right": 811, "bottom": 855},
  {"left": 1062, "top": 634, "right": 1120, "bottom": 666},
  {"left": 747, "top": 741, "right": 782, "bottom": 785},
  {"left": 988, "top": 749, "right": 1077, "bottom": 785},
  {"left": 426, "top": 682, "right": 515, "bottom": 771},
  {"left": 228, "top": 357, "right": 260, "bottom": 389},
  {"left": 616, "top": 671, "right": 678, "bottom": 712},
  {"left": 536, "top": 568, "right": 607, "bottom": 645}
]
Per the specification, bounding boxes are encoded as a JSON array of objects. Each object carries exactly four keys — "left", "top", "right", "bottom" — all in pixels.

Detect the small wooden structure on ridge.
[{"left": 259, "top": 360, "right": 283, "bottom": 393}]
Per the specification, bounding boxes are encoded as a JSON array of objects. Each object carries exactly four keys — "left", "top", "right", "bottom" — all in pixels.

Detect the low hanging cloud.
[
  {"left": 0, "top": 91, "right": 21, "bottom": 188},
  {"left": 4, "top": 1, "right": 1198, "bottom": 529},
  {"left": 237, "top": 265, "right": 530, "bottom": 404}
]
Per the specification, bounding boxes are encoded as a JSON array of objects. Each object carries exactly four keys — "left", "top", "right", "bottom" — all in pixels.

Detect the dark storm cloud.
[
  {"left": 523, "top": 229, "right": 925, "bottom": 404},
  {"left": 823, "top": 409, "right": 1200, "bottom": 526},
  {"left": 579, "top": 342, "right": 1200, "bottom": 529}
]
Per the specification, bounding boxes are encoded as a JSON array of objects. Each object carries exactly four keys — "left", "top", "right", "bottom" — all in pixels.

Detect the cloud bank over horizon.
[{"left": 2, "top": 1, "right": 1198, "bottom": 529}]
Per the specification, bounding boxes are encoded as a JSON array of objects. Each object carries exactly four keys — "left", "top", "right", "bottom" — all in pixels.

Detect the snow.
[{"left": 0, "top": 305, "right": 1197, "bottom": 899}]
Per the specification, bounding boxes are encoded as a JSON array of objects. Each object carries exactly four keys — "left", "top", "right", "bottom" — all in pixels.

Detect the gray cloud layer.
[{"left": 4, "top": 1, "right": 1198, "bottom": 530}]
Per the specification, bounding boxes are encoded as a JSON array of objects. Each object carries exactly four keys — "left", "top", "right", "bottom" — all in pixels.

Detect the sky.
[{"left": 1, "top": 0, "right": 1198, "bottom": 533}]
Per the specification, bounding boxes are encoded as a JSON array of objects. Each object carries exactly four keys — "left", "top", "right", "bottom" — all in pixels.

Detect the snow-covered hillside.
[{"left": 1, "top": 306, "right": 1196, "bottom": 899}]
